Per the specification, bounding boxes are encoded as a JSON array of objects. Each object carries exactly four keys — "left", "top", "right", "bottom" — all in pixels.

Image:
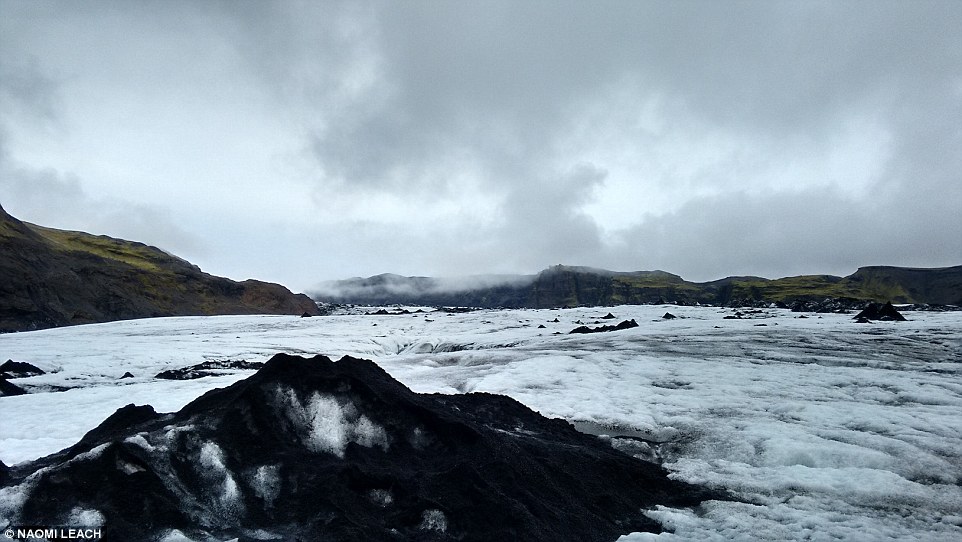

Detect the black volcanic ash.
[{"left": 1, "top": 353, "right": 721, "bottom": 541}]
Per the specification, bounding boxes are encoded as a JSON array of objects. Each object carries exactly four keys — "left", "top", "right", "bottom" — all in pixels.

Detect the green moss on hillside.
[{"left": 28, "top": 224, "right": 169, "bottom": 273}]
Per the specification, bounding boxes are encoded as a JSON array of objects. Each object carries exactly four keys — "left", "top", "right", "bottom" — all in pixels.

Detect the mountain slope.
[
  {"left": 314, "top": 264, "right": 962, "bottom": 308},
  {"left": 0, "top": 204, "right": 319, "bottom": 332}
]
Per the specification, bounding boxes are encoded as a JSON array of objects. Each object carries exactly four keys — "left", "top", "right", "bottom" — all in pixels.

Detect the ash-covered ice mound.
[
  {"left": 853, "top": 301, "right": 907, "bottom": 322},
  {"left": 1, "top": 353, "right": 719, "bottom": 542}
]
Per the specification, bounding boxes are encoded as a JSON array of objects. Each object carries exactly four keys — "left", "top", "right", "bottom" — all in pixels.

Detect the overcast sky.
[{"left": 2, "top": 0, "right": 960, "bottom": 292}]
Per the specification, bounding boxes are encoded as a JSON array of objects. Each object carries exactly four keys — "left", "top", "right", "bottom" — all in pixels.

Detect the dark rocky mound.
[
  {"left": 155, "top": 359, "right": 265, "bottom": 380},
  {"left": 853, "top": 302, "right": 907, "bottom": 322},
  {"left": 0, "top": 377, "right": 27, "bottom": 396},
  {"left": 0, "top": 204, "right": 320, "bottom": 332},
  {"left": 0, "top": 360, "right": 45, "bottom": 379},
  {"left": 570, "top": 319, "right": 639, "bottom": 334},
  {"left": 786, "top": 298, "right": 860, "bottom": 313},
  {"left": 662, "top": 312, "right": 677, "bottom": 320},
  {"left": 2, "top": 353, "right": 720, "bottom": 542},
  {"left": 367, "top": 308, "right": 422, "bottom": 316}
]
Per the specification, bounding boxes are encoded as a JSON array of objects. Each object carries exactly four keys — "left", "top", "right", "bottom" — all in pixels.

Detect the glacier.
[{"left": 1, "top": 305, "right": 960, "bottom": 540}]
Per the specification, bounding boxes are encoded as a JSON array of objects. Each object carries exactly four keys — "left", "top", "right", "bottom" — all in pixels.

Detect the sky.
[{"left": 1, "top": 0, "right": 960, "bottom": 293}]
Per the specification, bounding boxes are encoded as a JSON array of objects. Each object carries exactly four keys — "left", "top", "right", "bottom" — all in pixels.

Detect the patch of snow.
[
  {"left": 273, "top": 387, "right": 347, "bottom": 456},
  {"left": 0, "top": 483, "right": 29, "bottom": 525},
  {"left": 198, "top": 441, "right": 226, "bottom": 471},
  {"left": 368, "top": 488, "right": 393, "bottom": 507},
  {"left": 124, "top": 433, "right": 155, "bottom": 452},
  {"left": 164, "top": 424, "right": 196, "bottom": 444},
  {"left": 419, "top": 509, "right": 448, "bottom": 532},
  {"left": 116, "top": 457, "right": 146, "bottom": 475},
  {"left": 249, "top": 465, "right": 281, "bottom": 508},
  {"left": 158, "top": 529, "right": 199, "bottom": 542},
  {"left": 69, "top": 442, "right": 110, "bottom": 464},
  {"left": 271, "top": 386, "right": 388, "bottom": 457},
  {"left": 195, "top": 441, "right": 244, "bottom": 522},
  {"left": 67, "top": 506, "right": 105, "bottom": 527},
  {"left": 353, "top": 414, "right": 389, "bottom": 451},
  {"left": 242, "top": 529, "right": 282, "bottom": 540}
]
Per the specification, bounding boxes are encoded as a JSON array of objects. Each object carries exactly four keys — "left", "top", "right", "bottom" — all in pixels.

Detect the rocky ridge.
[{"left": 0, "top": 204, "right": 319, "bottom": 332}]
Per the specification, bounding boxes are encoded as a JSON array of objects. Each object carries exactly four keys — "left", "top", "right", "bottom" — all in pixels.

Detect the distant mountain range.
[
  {"left": 0, "top": 204, "right": 319, "bottom": 332},
  {"left": 3, "top": 202, "right": 958, "bottom": 333},
  {"left": 313, "top": 264, "right": 962, "bottom": 309}
]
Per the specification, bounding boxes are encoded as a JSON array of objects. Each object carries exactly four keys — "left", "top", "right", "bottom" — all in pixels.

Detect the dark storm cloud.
[{"left": 302, "top": 0, "right": 962, "bottom": 183}]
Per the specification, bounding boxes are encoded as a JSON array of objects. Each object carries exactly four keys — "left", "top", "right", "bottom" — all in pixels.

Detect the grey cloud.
[
  {"left": 0, "top": 155, "right": 206, "bottom": 260},
  {"left": 0, "top": 106, "right": 204, "bottom": 262},
  {"left": 493, "top": 163, "right": 608, "bottom": 267},
  {"left": 268, "top": 1, "right": 961, "bottom": 279},
  {"left": 0, "top": 61, "right": 79, "bottom": 206},
  {"left": 613, "top": 184, "right": 962, "bottom": 282},
  {"left": 0, "top": 56, "right": 62, "bottom": 124}
]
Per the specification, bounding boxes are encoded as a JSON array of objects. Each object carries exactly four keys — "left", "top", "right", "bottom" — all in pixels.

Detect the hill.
[
  {"left": 2, "top": 353, "right": 718, "bottom": 540},
  {"left": 313, "top": 264, "right": 962, "bottom": 309},
  {"left": 0, "top": 204, "right": 319, "bottom": 332}
]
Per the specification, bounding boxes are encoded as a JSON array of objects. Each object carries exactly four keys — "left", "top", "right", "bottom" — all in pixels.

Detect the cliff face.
[
  {"left": 0, "top": 204, "right": 319, "bottom": 332},
  {"left": 844, "top": 266, "right": 962, "bottom": 305}
]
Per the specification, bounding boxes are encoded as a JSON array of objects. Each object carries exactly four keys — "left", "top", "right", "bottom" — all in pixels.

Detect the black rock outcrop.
[
  {"left": 853, "top": 302, "right": 907, "bottom": 322},
  {"left": 154, "top": 359, "right": 264, "bottom": 380},
  {"left": 0, "top": 377, "right": 27, "bottom": 397},
  {"left": 570, "top": 319, "right": 640, "bottom": 334},
  {"left": 0, "top": 360, "right": 45, "bottom": 379},
  {"left": 2, "top": 353, "right": 719, "bottom": 542}
]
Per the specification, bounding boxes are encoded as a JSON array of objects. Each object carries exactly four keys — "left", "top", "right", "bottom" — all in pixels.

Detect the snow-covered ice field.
[{"left": 2, "top": 305, "right": 960, "bottom": 540}]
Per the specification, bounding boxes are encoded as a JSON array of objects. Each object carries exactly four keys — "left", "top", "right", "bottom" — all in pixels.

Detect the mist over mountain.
[
  {"left": 0, "top": 204, "right": 319, "bottom": 332},
  {"left": 313, "top": 264, "right": 962, "bottom": 309},
  {"left": 313, "top": 272, "right": 539, "bottom": 308}
]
